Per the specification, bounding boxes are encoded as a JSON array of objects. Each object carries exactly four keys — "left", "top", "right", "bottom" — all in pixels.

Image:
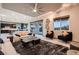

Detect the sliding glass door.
[{"left": 30, "top": 20, "right": 43, "bottom": 35}]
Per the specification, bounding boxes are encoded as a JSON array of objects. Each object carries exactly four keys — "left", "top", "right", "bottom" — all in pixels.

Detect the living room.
[{"left": 0, "top": 3, "right": 79, "bottom": 55}]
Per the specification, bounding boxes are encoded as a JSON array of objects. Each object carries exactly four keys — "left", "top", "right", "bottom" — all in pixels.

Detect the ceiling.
[{"left": 2, "top": 3, "right": 62, "bottom": 17}]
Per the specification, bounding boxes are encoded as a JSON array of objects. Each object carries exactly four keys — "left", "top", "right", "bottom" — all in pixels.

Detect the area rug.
[{"left": 12, "top": 40, "right": 69, "bottom": 55}]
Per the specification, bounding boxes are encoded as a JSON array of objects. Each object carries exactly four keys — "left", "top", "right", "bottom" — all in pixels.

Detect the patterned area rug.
[{"left": 13, "top": 40, "right": 69, "bottom": 55}]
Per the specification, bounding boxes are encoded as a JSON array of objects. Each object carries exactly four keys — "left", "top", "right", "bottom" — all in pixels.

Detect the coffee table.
[{"left": 20, "top": 36, "right": 40, "bottom": 47}]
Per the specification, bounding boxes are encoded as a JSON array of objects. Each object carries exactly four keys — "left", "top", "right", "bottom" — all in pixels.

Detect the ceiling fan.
[{"left": 32, "top": 3, "right": 45, "bottom": 14}]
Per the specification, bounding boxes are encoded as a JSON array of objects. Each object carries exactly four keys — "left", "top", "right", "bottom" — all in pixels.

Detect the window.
[
  {"left": 54, "top": 20, "right": 61, "bottom": 30},
  {"left": 54, "top": 16, "right": 69, "bottom": 30},
  {"left": 30, "top": 20, "right": 43, "bottom": 35},
  {"left": 16, "top": 23, "right": 28, "bottom": 31}
]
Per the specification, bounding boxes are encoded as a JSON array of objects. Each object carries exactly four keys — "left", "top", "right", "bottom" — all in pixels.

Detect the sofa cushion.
[
  {"left": 18, "top": 31, "right": 28, "bottom": 36},
  {"left": 62, "top": 31, "right": 68, "bottom": 36}
]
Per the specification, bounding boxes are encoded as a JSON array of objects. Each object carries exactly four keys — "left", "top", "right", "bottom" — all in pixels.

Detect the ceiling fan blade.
[
  {"left": 34, "top": 3, "right": 38, "bottom": 10},
  {"left": 38, "top": 7, "right": 43, "bottom": 9},
  {"left": 37, "top": 11, "right": 41, "bottom": 15},
  {"left": 29, "top": 3, "right": 38, "bottom": 11},
  {"left": 38, "top": 9, "right": 45, "bottom": 12}
]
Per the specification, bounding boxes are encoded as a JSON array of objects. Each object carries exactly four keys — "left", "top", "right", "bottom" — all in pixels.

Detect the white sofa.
[{"left": 13, "top": 31, "right": 29, "bottom": 42}]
